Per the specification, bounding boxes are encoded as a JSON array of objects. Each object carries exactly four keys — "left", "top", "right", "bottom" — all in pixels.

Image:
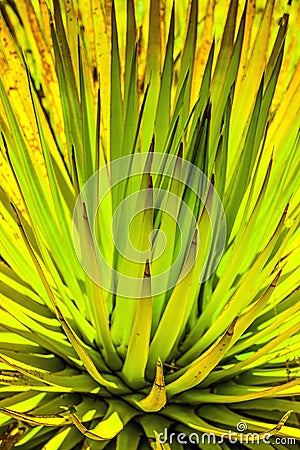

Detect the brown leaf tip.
[{"left": 144, "top": 259, "right": 151, "bottom": 278}]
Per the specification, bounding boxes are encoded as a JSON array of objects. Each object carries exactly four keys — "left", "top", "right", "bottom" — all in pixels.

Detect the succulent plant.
[{"left": 0, "top": 0, "right": 299, "bottom": 449}]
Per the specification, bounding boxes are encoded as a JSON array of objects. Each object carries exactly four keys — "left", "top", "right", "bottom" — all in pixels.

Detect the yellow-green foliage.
[{"left": 0, "top": 1, "right": 299, "bottom": 449}]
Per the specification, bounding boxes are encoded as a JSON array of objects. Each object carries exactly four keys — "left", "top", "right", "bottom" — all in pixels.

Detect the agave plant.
[{"left": 0, "top": 0, "right": 300, "bottom": 448}]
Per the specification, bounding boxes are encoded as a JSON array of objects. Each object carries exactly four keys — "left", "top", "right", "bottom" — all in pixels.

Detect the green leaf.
[{"left": 136, "top": 358, "right": 167, "bottom": 412}]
